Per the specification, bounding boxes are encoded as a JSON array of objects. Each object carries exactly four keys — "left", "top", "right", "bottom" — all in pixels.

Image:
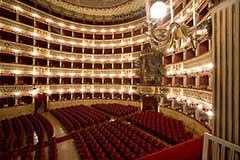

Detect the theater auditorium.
[{"left": 0, "top": 0, "right": 239, "bottom": 159}]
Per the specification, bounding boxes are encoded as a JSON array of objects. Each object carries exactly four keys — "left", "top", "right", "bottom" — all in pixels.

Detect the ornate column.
[{"left": 212, "top": 0, "right": 239, "bottom": 145}]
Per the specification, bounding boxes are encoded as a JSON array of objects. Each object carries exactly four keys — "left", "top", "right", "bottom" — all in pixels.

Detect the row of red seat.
[
  {"left": 50, "top": 105, "right": 110, "bottom": 132},
  {"left": 127, "top": 111, "right": 194, "bottom": 145},
  {"left": 72, "top": 120, "right": 166, "bottom": 160},
  {"left": 48, "top": 138, "right": 58, "bottom": 160},
  {"left": 92, "top": 103, "right": 139, "bottom": 117},
  {"left": 0, "top": 113, "right": 54, "bottom": 151},
  {"left": 35, "top": 113, "right": 54, "bottom": 139}
]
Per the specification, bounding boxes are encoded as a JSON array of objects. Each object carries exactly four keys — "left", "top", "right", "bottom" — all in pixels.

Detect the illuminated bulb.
[
  {"left": 30, "top": 90, "right": 38, "bottom": 96},
  {"left": 137, "top": 39, "right": 144, "bottom": 43},
  {"left": 46, "top": 19, "right": 53, "bottom": 23},
  {"left": 197, "top": 104, "right": 203, "bottom": 110},
  {"left": 13, "top": 27, "right": 22, "bottom": 32},
  {"left": 100, "top": 88, "right": 105, "bottom": 92},
  {"left": 129, "top": 26, "right": 134, "bottom": 29},
  {"left": 100, "top": 44, "right": 106, "bottom": 47},
  {"left": 81, "top": 28, "right": 86, "bottom": 31},
  {"left": 196, "top": 30, "right": 202, "bottom": 35},
  {"left": 110, "top": 89, "right": 115, "bottom": 93},
  {"left": 14, "top": 6, "right": 22, "bottom": 11},
  {"left": 196, "top": 67, "right": 202, "bottom": 72},
  {"left": 32, "top": 13, "right": 39, "bottom": 18},
  {"left": 91, "top": 43, "right": 96, "bottom": 47},
  {"left": 100, "top": 73, "right": 106, "bottom": 77},
  {"left": 110, "top": 43, "right": 115, "bottom": 47},
  {"left": 58, "top": 39, "right": 65, "bottom": 43},
  {"left": 110, "top": 59, "right": 115, "bottom": 62},
  {"left": 58, "top": 23, "right": 65, "bottom": 27},
  {"left": 109, "top": 74, "right": 115, "bottom": 77},
  {"left": 110, "top": 29, "right": 115, "bottom": 32},
  {"left": 14, "top": 92, "right": 21, "bottom": 96},
  {"left": 120, "top": 28, "right": 125, "bottom": 31},
  {"left": 119, "top": 89, "right": 125, "bottom": 93},
  {"left": 80, "top": 88, "right": 85, "bottom": 92},
  {"left": 47, "top": 54, "right": 53, "bottom": 58},
  {"left": 206, "top": 110, "right": 213, "bottom": 117},
  {"left": 176, "top": 97, "right": 181, "bottom": 101},
  {"left": 120, "top": 73, "right": 125, "bottom": 77},
  {"left": 150, "top": 1, "right": 167, "bottom": 19},
  {"left": 58, "top": 89, "right": 64, "bottom": 93},
  {"left": 90, "top": 88, "right": 95, "bottom": 92},
  {"left": 81, "top": 42, "right": 87, "bottom": 46},
  {"left": 31, "top": 71, "right": 38, "bottom": 75},
  {"left": 91, "top": 58, "right": 95, "bottom": 62},
  {"left": 13, "top": 49, "right": 19, "bottom": 53},
  {"left": 57, "top": 56, "right": 64, "bottom": 60},
  {"left": 47, "top": 90, "right": 52, "bottom": 95},
  {"left": 187, "top": 99, "right": 192, "bottom": 104},
  {"left": 91, "top": 73, "right": 95, "bottom": 77},
  {"left": 186, "top": 8, "right": 192, "bottom": 13},
  {"left": 101, "top": 29, "right": 106, "bottom": 33},
  {"left": 69, "top": 89, "right": 75, "bottom": 93},
  {"left": 70, "top": 25, "right": 76, "bottom": 29},
  {"left": 81, "top": 72, "right": 85, "bottom": 76},
  {"left": 46, "top": 35, "right": 53, "bottom": 41},
  {"left": 46, "top": 71, "right": 52, "bottom": 76},
  {"left": 91, "top": 29, "right": 97, "bottom": 32},
  {"left": 32, "top": 32, "right": 39, "bottom": 37},
  {"left": 69, "top": 57, "right": 76, "bottom": 61},
  {"left": 206, "top": 63, "right": 214, "bottom": 69},
  {"left": 69, "top": 41, "right": 76, "bottom": 45},
  {"left": 120, "top": 42, "right": 125, "bottom": 46},
  {"left": 31, "top": 51, "right": 38, "bottom": 56},
  {"left": 13, "top": 70, "right": 22, "bottom": 74},
  {"left": 167, "top": 94, "right": 171, "bottom": 99},
  {"left": 69, "top": 73, "right": 75, "bottom": 76},
  {"left": 100, "top": 59, "right": 105, "bottom": 62},
  {"left": 58, "top": 72, "right": 64, "bottom": 76}
]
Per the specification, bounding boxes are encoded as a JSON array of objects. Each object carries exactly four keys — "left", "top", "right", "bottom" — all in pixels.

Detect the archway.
[
  {"left": 34, "top": 93, "right": 47, "bottom": 113},
  {"left": 142, "top": 95, "right": 158, "bottom": 112}
]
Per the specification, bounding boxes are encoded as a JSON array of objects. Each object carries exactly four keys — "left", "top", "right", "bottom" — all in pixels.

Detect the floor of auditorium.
[
  {"left": 40, "top": 112, "right": 171, "bottom": 160},
  {"left": 42, "top": 112, "right": 80, "bottom": 160}
]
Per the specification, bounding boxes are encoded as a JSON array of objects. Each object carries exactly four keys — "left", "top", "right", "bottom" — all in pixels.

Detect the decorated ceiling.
[{"left": 35, "top": 0, "right": 146, "bottom": 23}]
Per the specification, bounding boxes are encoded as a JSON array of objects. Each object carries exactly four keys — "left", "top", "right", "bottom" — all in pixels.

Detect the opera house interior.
[{"left": 0, "top": 0, "right": 239, "bottom": 159}]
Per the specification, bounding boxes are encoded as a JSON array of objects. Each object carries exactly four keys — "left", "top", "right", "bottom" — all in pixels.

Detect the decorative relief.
[
  {"left": 183, "top": 89, "right": 212, "bottom": 104},
  {"left": 167, "top": 87, "right": 212, "bottom": 104},
  {"left": 184, "top": 53, "right": 211, "bottom": 69}
]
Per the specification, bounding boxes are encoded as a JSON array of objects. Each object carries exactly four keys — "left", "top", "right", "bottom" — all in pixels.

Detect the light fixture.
[
  {"left": 197, "top": 104, "right": 203, "bottom": 110},
  {"left": 58, "top": 23, "right": 65, "bottom": 27},
  {"left": 13, "top": 70, "right": 22, "bottom": 74},
  {"left": 206, "top": 110, "right": 213, "bottom": 117},
  {"left": 32, "top": 32, "right": 39, "bottom": 37},
  {"left": 69, "top": 89, "right": 75, "bottom": 93},
  {"left": 146, "top": 1, "right": 212, "bottom": 50},
  {"left": 69, "top": 41, "right": 76, "bottom": 45},
  {"left": 58, "top": 39, "right": 65, "bottom": 43},
  {"left": 46, "top": 19, "right": 53, "bottom": 23},
  {"left": 14, "top": 6, "right": 22, "bottom": 12},
  {"left": 13, "top": 27, "right": 22, "bottom": 32},
  {"left": 81, "top": 28, "right": 86, "bottom": 31},
  {"left": 150, "top": 1, "right": 167, "bottom": 19},
  {"left": 58, "top": 89, "right": 64, "bottom": 93},
  {"left": 69, "top": 73, "right": 75, "bottom": 76},
  {"left": 32, "top": 13, "right": 39, "bottom": 18},
  {"left": 70, "top": 25, "right": 76, "bottom": 29}
]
